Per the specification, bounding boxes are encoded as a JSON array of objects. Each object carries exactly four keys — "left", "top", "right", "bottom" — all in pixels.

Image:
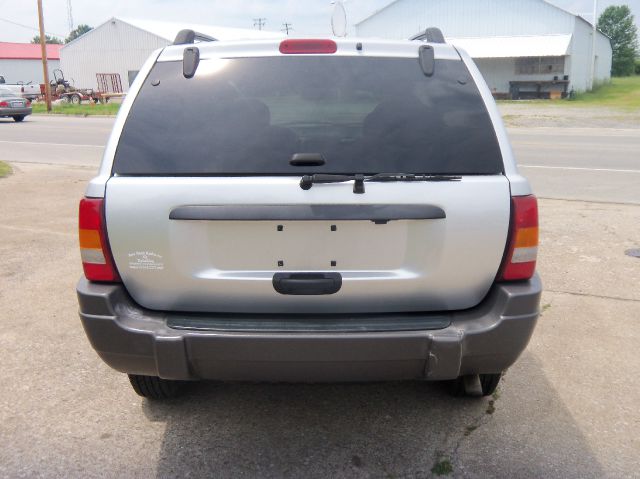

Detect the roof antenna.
[{"left": 330, "top": 1, "right": 348, "bottom": 37}]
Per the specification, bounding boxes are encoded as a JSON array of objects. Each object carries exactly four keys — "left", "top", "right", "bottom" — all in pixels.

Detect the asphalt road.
[
  {"left": 1, "top": 115, "right": 639, "bottom": 204},
  {"left": 1, "top": 115, "right": 639, "bottom": 478}
]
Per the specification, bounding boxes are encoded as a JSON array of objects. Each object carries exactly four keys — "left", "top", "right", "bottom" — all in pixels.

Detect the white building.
[
  {"left": 0, "top": 43, "right": 61, "bottom": 85},
  {"left": 60, "top": 18, "right": 282, "bottom": 92},
  {"left": 355, "top": 0, "right": 612, "bottom": 97}
]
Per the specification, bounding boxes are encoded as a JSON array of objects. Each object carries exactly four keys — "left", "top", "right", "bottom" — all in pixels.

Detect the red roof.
[{"left": 0, "top": 42, "right": 61, "bottom": 60}]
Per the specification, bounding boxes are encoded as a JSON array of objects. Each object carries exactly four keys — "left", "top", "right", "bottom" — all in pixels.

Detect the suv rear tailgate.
[{"left": 105, "top": 175, "right": 510, "bottom": 314}]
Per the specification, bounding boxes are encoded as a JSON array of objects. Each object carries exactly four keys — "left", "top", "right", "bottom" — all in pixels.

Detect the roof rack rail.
[
  {"left": 173, "top": 29, "right": 217, "bottom": 45},
  {"left": 410, "top": 27, "right": 446, "bottom": 44}
]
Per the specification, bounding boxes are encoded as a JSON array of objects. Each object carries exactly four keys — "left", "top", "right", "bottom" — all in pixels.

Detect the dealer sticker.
[{"left": 128, "top": 251, "right": 164, "bottom": 271}]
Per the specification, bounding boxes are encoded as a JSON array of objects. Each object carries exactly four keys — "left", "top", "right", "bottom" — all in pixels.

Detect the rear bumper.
[
  {"left": 77, "top": 274, "right": 541, "bottom": 382},
  {"left": 0, "top": 107, "right": 31, "bottom": 117}
]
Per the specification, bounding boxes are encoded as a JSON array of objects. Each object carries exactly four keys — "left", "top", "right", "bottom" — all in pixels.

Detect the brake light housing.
[
  {"left": 79, "top": 198, "right": 120, "bottom": 282},
  {"left": 0, "top": 101, "right": 8, "bottom": 107},
  {"left": 279, "top": 39, "right": 338, "bottom": 54},
  {"left": 498, "top": 195, "right": 538, "bottom": 281}
]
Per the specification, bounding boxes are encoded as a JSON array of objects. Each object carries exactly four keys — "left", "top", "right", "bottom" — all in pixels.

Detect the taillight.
[
  {"left": 279, "top": 39, "right": 338, "bottom": 54},
  {"left": 498, "top": 195, "right": 538, "bottom": 281},
  {"left": 79, "top": 198, "right": 120, "bottom": 282},
  {"left": 0, "top": 101, "right": 8, "bottom": 107}
]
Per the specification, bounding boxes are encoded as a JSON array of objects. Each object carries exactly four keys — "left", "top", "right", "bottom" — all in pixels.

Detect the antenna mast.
[{"left": 67, "top": 0, "right": 74, "bottom": 32}]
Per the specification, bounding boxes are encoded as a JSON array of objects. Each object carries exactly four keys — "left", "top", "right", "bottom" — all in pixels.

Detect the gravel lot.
[
  {"left": 0, "top": 114, "right": 639, "bottom": 478},
  {"left": 499, "top": 102, "right": 640, "bottom": 129}
]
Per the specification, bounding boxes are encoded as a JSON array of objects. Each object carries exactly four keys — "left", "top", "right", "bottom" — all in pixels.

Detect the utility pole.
[
  {"left": 253, "top": 18, "right": 266, "bottom": 30},
  {"left": 281, "top": 23, "right": 293, "bottom": 35},
  {"left": 37, "top": 0, "right": 52, "bottom": 112},
  {"left": 590, "top": 0, "right": 598, "bottom": 90}
]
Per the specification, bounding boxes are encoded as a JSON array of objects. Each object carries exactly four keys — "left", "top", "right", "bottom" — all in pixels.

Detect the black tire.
[
  {"left": 128, "top": 374, "right": 182, "bottom": 399},
  {"left": 479, "top": 373, "right": 502, "bottom": 396},
  {"left": 448, "top": 373, "right": 502, "bottom": 397},
  {"left": 13, "top": 115, "right": 25, "bottom": 122},
  {"left": 71, "top": 94, "right": 82, "bottom": 105}
]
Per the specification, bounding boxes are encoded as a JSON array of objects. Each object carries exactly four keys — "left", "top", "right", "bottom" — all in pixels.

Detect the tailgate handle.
[{"left": 273, "top": 273, "right": 342, "bottom": 295}]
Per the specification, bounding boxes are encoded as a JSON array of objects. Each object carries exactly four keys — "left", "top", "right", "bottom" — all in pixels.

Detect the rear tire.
[
  {"left": 128, "top": 374, "right": 182, "bottom": 399},
  {"left": 479, "top": 373, "right": 502, "bottom": 396},
  {"left": 448, "top": 373, "right": 502, "bottom": 397},
  {"left": 13, "top": 115, "right": 25, "bottom": 122},
  {"left": 71, "top": 94, "right": 82, "bottom": 105}
]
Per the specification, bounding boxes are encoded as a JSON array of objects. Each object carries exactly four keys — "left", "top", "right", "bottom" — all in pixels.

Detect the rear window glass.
[{"left": 114, "top": 56, "right": 503, "bottom": 175}]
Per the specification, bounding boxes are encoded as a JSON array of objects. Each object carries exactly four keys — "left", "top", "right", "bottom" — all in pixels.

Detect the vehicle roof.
[{"left": 157, "top": 38, "right": 462, "bottom": 62}]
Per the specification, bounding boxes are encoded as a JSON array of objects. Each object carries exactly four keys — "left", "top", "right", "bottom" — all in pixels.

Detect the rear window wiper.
[
  {"left": 300, "top": 173, "right": 461, "bottom": 194},
  {"left": 368, "top": 173, "right": 462, "bottom": 183}
]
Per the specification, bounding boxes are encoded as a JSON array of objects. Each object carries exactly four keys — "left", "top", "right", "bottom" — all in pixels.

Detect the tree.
[
  {"left": 598, "top": 5, "right": 639, "bottom": 76},
  {"left": 31, "top": 34, "right": 63, "bottom": 45},
  {"left": 66, "top": 24, "right": 93, "bottom": 43}
]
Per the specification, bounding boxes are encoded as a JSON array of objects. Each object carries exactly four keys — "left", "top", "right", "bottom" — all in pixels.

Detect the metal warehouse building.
[
  {"left": 60, "top": 18, "right": 282, "bottom": 92},
  {"left": 0, "top": 42, "right": 61, "bottom": 85},
  {"left": 355, "top": 0, "right": 612, "bottom": 98}
]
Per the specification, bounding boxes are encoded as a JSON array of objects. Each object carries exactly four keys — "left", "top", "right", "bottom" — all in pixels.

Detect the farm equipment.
[{"left": 45, "top": 69, "right": 101, "bottom": 104}]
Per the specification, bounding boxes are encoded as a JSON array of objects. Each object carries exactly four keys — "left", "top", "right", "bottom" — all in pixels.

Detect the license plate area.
[{"left": 175, "top": 220, "right": 422, "bottom": 272}]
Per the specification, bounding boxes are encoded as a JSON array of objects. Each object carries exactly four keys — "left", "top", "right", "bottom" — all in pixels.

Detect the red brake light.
[
  {"left": 498, "top": 195, "right": 539, "bottom": 281},
  {"left": 79, "top": 198, "right": 120, "bottom": 282},
  {"left": 0, "top": 101, "right": 8, "bottom": 107},
  {"left": 279, "top": 39, "right": 337, "bottom": 54}
]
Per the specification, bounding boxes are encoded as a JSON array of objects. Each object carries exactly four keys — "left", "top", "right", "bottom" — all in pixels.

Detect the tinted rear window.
[{"left": 114, "top": 56, "right": 503, "bottom": 175}]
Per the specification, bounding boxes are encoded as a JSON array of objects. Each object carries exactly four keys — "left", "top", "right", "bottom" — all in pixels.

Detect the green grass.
[
  {"left": 32, "top": 102, "right": 121, "bottom": 116},
  {"left": 431, "top": 458, "right": 454, "bottom": 476},
  {"left": 0, "top": 160, "right": 12, "bottom": 178},
  {"left": 569, "top": 76, "right": 640, "bottom": 110},
  {"left": 498, "top": 75, "right": 640, "bottom": 110}
]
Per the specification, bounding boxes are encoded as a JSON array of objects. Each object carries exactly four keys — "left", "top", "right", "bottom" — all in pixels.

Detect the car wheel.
[
  {"left": 13, "top": 115, "right": 25, "bottom": 122},
  {"left": 71, "top": 94, "right": 82, "bottom": 105},
  {"left": 128, "top": 374, "right": 182, "bottom": 399},
  {"left": 448, "top": 373, "right": 502, "bottom": 397},
  {"left": 479, "top": 373, "right": 502, "bottom": 396}
]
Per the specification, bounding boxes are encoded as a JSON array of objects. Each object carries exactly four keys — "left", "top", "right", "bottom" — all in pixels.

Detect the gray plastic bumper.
[{"left": 77, "top": 274, "right": 541, "bottom": 382}]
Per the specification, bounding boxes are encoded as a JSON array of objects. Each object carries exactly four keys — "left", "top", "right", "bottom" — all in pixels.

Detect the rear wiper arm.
[
  {"left": 299, "top": 173, "right": 462, "bottom": 194},
  {"left": 300, "top": 174, "right": 366, "bottom": 194},
  {"left": 367, "top": 173, "right": 462, "bottom": 182}
]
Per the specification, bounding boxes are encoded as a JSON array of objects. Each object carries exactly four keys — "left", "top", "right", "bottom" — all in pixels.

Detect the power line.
[
  {"left": 0, "top": 16, "right": 65, "bottom": 38},
  {"left": 281, "top": 22, "right": 293, "bottom": 35},
  {"left": 253, "top": 18, "right": 266, "bottom": 30}
]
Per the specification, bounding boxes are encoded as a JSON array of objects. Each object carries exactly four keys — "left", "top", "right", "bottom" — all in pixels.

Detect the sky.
[{"left": 0, "top": 0, "right": 639, "bottom": 43}]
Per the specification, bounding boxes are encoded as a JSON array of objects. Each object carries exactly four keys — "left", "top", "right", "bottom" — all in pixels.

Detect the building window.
[{"left": 515, "top": 57, "right": 565, "bottom": 75}]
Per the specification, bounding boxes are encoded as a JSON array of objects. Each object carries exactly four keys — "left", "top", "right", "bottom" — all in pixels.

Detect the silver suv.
[{"left": 77, "top": 31, "right": 541, "bottom": 400}]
